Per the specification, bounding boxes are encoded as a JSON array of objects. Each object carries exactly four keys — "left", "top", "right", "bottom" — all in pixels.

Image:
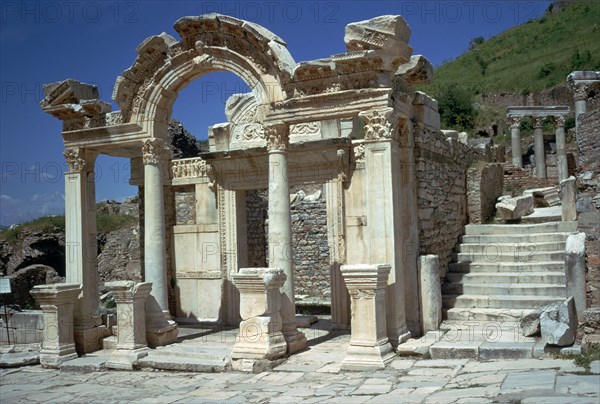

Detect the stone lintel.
[
  {"left": 506, "top": 106, "right": 570, "bottom": 117},
  {"left": 567, "top": 70, "right": 600, "bottom": 85}
]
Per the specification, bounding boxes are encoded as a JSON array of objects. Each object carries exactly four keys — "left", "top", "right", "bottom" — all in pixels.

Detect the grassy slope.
[{"left": 424, "top": 2, "right": 600, "bottom": 94}]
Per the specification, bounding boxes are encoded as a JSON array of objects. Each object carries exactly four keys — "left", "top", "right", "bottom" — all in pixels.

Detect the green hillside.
[{"left": 424, "top": 2, "right": 600, "bottom": 95}]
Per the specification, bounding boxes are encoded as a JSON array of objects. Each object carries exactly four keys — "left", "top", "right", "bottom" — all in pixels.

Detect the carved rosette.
[
  {"left": 533, "top": 116, "right": 545, "bottom": 129},
  {"left": 64, "top": 148, "right": 87, "bottom": 173},
  {"left": 359, "top": 108, "right": 395, "bottom": 141},
  {"left": 353, "top": 143, "right": 366, "bottom": 163},
  {"left": 554, "top": 115, "right": 566, "bottom": 128},
  {"left": 508, "top": 115, "right": 522, "bottom": 129},
  {"left": 142, "top": 139, "right": 169, "bottom": 165},
  {"left": 265, "top": 123, "right": 290, "bottom": 151}
]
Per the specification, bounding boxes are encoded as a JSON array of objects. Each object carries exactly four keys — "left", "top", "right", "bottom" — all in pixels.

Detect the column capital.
[
  {"left": 265, "top": 123, "right": 290, "bottom": 152},
  {"left": 572, "top": 83, "right": 588, "bottom": 101},
  {"left": 554, "top": 115, "right": 566, "bottom": 128},
  {"left": 533, "top": 116, "right": 545, "bottom": 129},
  {"left": 359, "top": 107, "right": 396, "bottom": 141},
  {"left": 64, "top": 148, "right": 91, "bottom": 173},
  {"left": 507, "top": 115, "right": 522, "bottom": 129},
  {"left": 142, "top": 138, "right": 170, "bottom": 165}
]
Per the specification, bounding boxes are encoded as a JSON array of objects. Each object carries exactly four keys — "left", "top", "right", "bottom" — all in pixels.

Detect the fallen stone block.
[
  {"left": 540, "top": 297, "right": 577, "bottom": 346},
  {"left": 520, "top": 312, "right": 541, "bottom": 337},
  {"left": 495, "top": 194, "right": 534, "bottom": 221}
]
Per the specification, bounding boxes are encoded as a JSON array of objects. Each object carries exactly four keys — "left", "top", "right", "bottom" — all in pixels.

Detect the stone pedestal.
[
  {"left": 265, "top": 124, "right": 307, "bottom": 354},
  {"left": 340, "top": 264, "right": 395, "bottom": 371},
  {"left": 64, "top": 148, "right": 103, "bottom": 353},
  {"left": 533, "top": 117, "right": 546, "bottom": 178},
  {"left": 30, "top": 284, "right": 81, "bottom": 368},
  {"left": 554, "top": 116, "right": 568, "bottom": 182},
  {"left": 231, "top": 268, "right": 288, "bottom": 372},
  {"left": 560, "top": 176, "right": 577, "bottom": 221},
  {"left": 142, "top": 139, "right": 178, "bottom": 347},
  {"left": 105, "top": 281, "right": 152, "bottom": 369},
  {"left": 509, "top": 116, "right": 523, "bottom": 168}
]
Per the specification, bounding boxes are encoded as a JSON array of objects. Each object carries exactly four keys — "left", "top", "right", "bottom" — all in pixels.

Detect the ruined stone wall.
[
  {"left": 245, "top": 188, "right": 331, "bottom": 301},
  {"left": 467, "top": 163, "right": 504, "bottom": 224},
  {"left": 245, "top": 190, "right": 268, "bottom": 268},
  {"left": 502, "top": 163, "right": 556, "bottom": 196},
  {"left": 175, "top": 188, "right": 195, "bottom": 225},
  {"left": 576, "top": 109, "right": 600, "bottom": 310},
  {"left": 414, "top": 126, "right": 480, "bottom": 277}
]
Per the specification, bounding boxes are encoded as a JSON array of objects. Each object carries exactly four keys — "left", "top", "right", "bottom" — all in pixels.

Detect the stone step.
[
  {"left": 442, "top": 282, "right": 566, "bottom": 297},
  {"left": 461, "top": 232, "right": 573, "bottom": 244},
  {"left": 137, "top": 343, "right": 231, "bottom": 372},
  {"left": 464, "top": 221, "right": 577, "bottom": 235},
  {"left": 449, "top": 261, "right": 565, "bottom": 273},
  {"left": 457, "top": 241, "right": 566, "bottom": 254},
  {"left": 444, "top": 307, "right": 538, "bottom": 322},
  {"left": 442, "top": 294, "right": 563, "bottom": 309},
  {"left": 454, "top": 250, "right": 564, "bottom": 263},
  {"left": 445, "top": 272, "right": 566, "bottom": 285}
]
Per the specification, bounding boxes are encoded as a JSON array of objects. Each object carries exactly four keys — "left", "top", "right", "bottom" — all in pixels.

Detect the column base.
[
  {"left": 388, "top": 330, "right": 412, "bottom": 348},
  {"left": 283, "top": 327, "right": 308, "bottom": 354},
  {"left": 232, "top": 318, "right": 287, "bottom": 361},
  {"left": 231, "top": 357, "right": 287, "bottom": 373},
  {"left": 146, "top": 310, "right": 178, "bottom": 348},
  {"left": 74, "top": 325, "right": 106, "bottom": 354},
  {"left": 39, "top": 345, "right": 78, "bottom": 369},
  {"left": 106, "top": 347, "right": 150, "bottom": 370},
  {"left": 341, "top": 340, "right": 395, "bottom": 371}
]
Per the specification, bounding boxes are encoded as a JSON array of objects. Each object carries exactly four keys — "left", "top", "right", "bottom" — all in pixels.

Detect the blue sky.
[{"left": 0, "top": 0, "right": 552, "bottom": 226}]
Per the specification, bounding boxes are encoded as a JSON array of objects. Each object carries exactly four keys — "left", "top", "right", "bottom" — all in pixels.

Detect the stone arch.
[{"left": 112, "top": 14, "right": 295, "bottom": 139}]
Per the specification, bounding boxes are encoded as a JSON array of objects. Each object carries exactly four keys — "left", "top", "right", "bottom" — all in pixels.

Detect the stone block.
[
  {"left": 565, "top": 233, "right": 586, "bottom": 322},
  {"left": 540, "top": 297, "right": 578, "bottom": 346},
  {"left": 560, "top": 176, "right": 577, "bottom": 221},
  {"left": 495, "top": 195, "right": 534, "bottom": 221},
  {"left": 520, "top": 311, "right": 541, "bottom": 337}
]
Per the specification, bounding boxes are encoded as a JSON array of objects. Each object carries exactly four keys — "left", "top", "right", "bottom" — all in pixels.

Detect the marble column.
[
  {"left": 554, "top": 115, "right": 568, "bottom": 182},
  {"left": 573, "top": 84, "right": 587, "bottom": 142},
  {"left": 509, "top": 116, "right": 523, "bottom": 168},
  {"left": 31, "top": 284, "right": 81, "bottom": 368},
  {"left": 265, "top": 123, "right": 307, "bottom": 354},
  {"left": 533, "top": 117, "right": 546, "bottom": 178},
  {"left": 142, "top": 138, "right": 177, "bottom": 347},
  {"left": 340, "top": 264, "right": 395, "bottom": 371},
  {"left": 63, "top": 148, "right": 103, "bottom": 353}
]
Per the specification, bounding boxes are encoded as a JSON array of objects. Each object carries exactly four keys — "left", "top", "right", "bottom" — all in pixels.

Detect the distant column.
[
  {"left": 509, "top": 115, "right": 523, "bottom": 168},
  {"left": 572, "top": 84, "right": 587, "bottom": 142},
  {"left": 533, "top": 117, "right": 546, "bottom": 178},
  {"left": 554, "top": 115, "right": 568, "bottom": 182}
]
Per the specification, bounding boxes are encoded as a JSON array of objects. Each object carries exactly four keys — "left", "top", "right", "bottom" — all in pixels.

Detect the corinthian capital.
[
  {"left": 359, "top": 108, "right": 395, "bottom": 141},
  {"left": 572, "top": 84, "right": 588, "bottom": 101},
  {"left": 64, "top": 148, "right": 88, "bottom": 173},
  {"left": 142, "top": 138, "right": 169, "bottom": 165},
  {"left": 508, "top": 115, "right": 522, "bottom": 129},
  {"left": 554, "top": 115, "right": 566, "bottom": 128},
  {"left": 265, "top": 123, "right": 290, "bottom": 151},
  {"left": 533, "top": 116, "right": 545, "bottom": 129}
]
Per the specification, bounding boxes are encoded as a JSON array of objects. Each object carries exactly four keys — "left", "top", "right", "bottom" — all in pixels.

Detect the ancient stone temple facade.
[{"left": 41, "top": 13, "right": 553, "bottom": 368}]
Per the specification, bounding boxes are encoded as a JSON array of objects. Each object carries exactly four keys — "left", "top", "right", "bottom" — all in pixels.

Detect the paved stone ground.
[{"left": 2, "top": 355, "right": 599, "bottom": 403}]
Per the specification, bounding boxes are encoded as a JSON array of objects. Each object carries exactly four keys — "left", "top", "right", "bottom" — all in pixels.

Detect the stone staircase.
[{"left": 442, "top": 221, "right": 578, "bottom": 324}]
